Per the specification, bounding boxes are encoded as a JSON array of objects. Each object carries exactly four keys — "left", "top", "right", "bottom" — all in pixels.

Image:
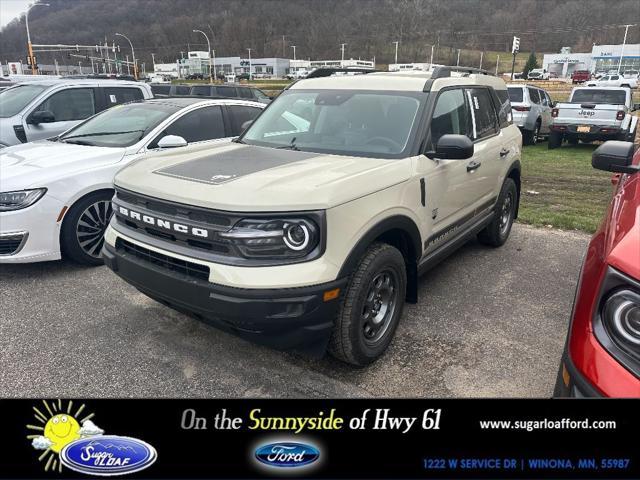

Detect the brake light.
[
  {"left": 512, "top": 106, "right": 531, "bottom": 112},
  {"left": 616, "top": 110, "right": 625, "bottom": 121},
  {"left": 551, "top": 108, "right": 559, "bottom": 118}
]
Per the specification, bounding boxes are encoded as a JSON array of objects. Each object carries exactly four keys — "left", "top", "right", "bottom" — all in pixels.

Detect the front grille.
[
  {"left": 0, "top": 233, "right": 26, "bottom": 255},
  {"left": 116, "top": 238, "right": 210, "bottom": 281}
]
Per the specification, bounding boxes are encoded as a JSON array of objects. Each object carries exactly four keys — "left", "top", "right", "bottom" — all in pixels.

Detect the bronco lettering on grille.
[{"left": 117, "top": 206, "right": 210, "bottom": 238}]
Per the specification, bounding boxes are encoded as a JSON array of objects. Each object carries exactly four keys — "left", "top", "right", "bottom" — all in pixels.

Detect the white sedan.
[
  {"left": 0, "top": 97, "right": 265, "bottom": 264},
  {"left": 586, "top": 74, "right": 637, "bottom": 89}
]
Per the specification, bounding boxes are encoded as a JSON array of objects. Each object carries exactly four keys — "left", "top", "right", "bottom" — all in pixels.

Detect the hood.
[
  {"left": 605, "top": 173, "right": 640, "bottom": 281},
  {"left": 0, "top": 140, "right": 125, "bottom": 191},
  {"left": 114, "top": 143, "right": 412, "bottom": 211}
]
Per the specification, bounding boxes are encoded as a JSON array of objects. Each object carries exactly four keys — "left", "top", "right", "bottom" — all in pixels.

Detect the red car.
[
  {"left": 571, "top": 69, "right": 591, "bottom": 84},
  {"left": 555, "top": 141, "right": 640, "bottom": 397}
]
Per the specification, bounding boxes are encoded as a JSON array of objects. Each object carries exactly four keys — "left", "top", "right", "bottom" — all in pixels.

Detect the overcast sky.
[{"left": 1, "top": 0, "right": 34, "bottom": 28}]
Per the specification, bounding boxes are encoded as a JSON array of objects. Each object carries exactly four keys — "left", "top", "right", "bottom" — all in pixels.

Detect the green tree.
[{"left": 523, "top": 52, "right": 540, "bottom": 78}]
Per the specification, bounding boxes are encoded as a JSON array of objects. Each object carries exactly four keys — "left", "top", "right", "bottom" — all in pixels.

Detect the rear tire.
[
  {"left": 567, "top": 136, "right": 579, "bottom": 146},
  {"left": 548, "top": 131, "right": 562, "bottom": 149},
  {"left": 61, "top": 191, "right": 114, "bottom": 266},
  {"left": 522, "top": 121, "right": 541, "bottom": 146},
  {"left": 477, "top": 178, "right": 517, "bottom": 247},
  {"left": 329, "top": 242, "right": 406, "bottom": 367}
]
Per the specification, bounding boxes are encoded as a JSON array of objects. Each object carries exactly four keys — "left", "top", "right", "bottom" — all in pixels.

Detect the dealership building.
[{"left": 542, "top": 43, "right": 640, "bottom": 78}]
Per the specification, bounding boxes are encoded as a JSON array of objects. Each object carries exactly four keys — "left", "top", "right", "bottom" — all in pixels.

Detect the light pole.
[
  {"left": 429, "top": 44, "right": 435, "bottom": 67},
  {"left": 340, "top": 43, "right": 347, "bottom": 63},
  {"left": 456, "top": 49, "right": 461, "bottom": 66},
  {"left": 393, "top": 41, "right": 399, "bottom": 64},
  {"left": 247, "top": 48, "right": 252, "bottom": 81},
  {"left": 617, "top": 24, "right": 632, "bottom": 74},
  {"left": 193, "top": 29, "right": 213, "bottom": 83},
  {"left": 25, "top": 2, "right": 50, "bottom": 74},
  {"left": 115, "top": 32, "right": 137, "bottom": 79},
  {"left": 291, "top": 45, "right": 296, "bottom": 60},
  {"left": 479, "top": 51, "right": 483, "bottom": 70},
  {"left": 495, "top": 55, "right": 500, "bottom": 75}
]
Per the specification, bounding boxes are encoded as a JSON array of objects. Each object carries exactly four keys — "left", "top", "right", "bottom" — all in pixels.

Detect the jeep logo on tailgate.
[
  {"left": 117, "top": 205, "right": 210, "bottom": 238},
  {"left": 578, "top": 109, "right": 595, "bottom": 117}
]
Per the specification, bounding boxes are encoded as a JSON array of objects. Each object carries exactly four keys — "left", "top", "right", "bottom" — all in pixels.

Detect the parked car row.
[{"left": 149, "top": 83, "right": 272, "bottom": 103}]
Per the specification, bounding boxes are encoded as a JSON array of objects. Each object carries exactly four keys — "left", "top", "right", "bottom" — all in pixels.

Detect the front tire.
[
  {"left": 61, "top": 191, "right": 114, "bottom": 266},
  {"left": 329, "top": 242, "right": 406, "bottom": 367},
  {"left": 477, "top": 178, "right": 517, "bottom": 247}
]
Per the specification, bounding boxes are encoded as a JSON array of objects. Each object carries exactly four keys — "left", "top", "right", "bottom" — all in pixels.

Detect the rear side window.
[
  {"left": 151, "top": 85, "right": 170, "bottom": 96},
  {"left": 237, "top": 88, "right": 253, "bottom": 99},
  {"left": 492, "top": 89, "right": 512, "bottom": 128},
  {"left": 153, "top": 106, "right": 226, "bottom": 145},
  {"left": 190, "top": 86, "right": 211, "bottom": 96},
  {"left": 467, "top": 88, "right": 498, "bottom": 140},
  {"left": 216, "top": 86, "right": 238, "bottom": 98},
  {"left": 430, "top": 88, "right": 472, "bottom": 146},
  {"left": 507, "top": 87, "right": 523, "bottom": 103},
  {"left": 35, "top": 88, "right": 95, "bottom": 121},
  {"left": 253, "top": 89, "right": 271, "bottom": 101},
  {"left": 104, "top": 87, "right": 144, "bottom": 105},
  {"left": 227, "top": 105, "right": 263, "bottom": 135},
  {"left": 527, "top": 87, "right": 540, "bottom": 104},
  {"left": 174, "top": 85, "right": 191, "bottom": 95}
]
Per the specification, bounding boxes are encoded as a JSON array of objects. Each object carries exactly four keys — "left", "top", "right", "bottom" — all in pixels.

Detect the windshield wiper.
[
  {"left": 64, "top": 139, "right": 96, "bottom": 146},
  {"left": 275, "top": 137, "right": 300, "bottom": 151},
  {"left": 61, "top": 129, "right": 145, "bottom": 141},
  {"left": 232, "top": 138, "right": 246, "bottom": 144}
]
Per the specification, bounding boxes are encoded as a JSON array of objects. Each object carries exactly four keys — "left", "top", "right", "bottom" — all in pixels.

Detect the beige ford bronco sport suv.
[{"left": 102, "top": 66, "right": 522, "bottom": 366}]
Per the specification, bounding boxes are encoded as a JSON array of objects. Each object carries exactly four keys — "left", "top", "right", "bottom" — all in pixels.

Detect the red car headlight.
[{"left": 602, "top": 289, "right": 640, "bottom": 357}]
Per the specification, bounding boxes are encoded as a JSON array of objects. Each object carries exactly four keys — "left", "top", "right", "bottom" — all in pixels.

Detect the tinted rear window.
[
  {"left": 571, "top": 89, "right": 627, "bottom": 104},
  {"left": 151, "top": 85, "right": 170, "bottom": 95},
  {"left": 507, "top": 87, "right": 523, "bottom": 103},
  {"left": 190, "top": 86, "right": 211, "bottom": 96}
]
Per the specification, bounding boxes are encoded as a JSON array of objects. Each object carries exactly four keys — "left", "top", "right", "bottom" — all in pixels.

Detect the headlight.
[
  {"left": 602, "top": 289, "right": 640, "bottom": 360},
  {"left": 219, "top": 217, "right": 320, "bottom": 259},
  {"left": 0, "top": 188, "right": 47, "bottom": 212}
]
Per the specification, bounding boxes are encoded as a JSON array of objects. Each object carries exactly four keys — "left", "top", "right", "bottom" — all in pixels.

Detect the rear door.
[
  {"left": 23, "top": 86, "right": 97, "bottom": 142},
  {"left": 101, "top": 87, "right": 145, "bottom": 110},
  {"left": 538, "top": 89, "right": 553, "bottom": 133}
]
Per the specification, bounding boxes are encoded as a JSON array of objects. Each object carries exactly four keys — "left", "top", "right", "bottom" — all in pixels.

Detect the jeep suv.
[{"left": 102, "top": 66, "right": 522, "bottom": 366}]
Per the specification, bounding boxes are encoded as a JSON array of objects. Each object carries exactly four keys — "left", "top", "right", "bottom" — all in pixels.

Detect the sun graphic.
[{"left": 27, "top": 400, "right": 103, "bottom": 473}]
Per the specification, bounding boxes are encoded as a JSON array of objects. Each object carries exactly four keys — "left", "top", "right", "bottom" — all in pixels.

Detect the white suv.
[{"left": 102, "top": 67, "right": 522, "bottom": 366}]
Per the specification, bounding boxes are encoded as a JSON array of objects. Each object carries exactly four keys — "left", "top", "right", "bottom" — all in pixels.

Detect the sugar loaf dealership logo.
[
  {"left": 27, "top": 400, "right": 157, "bottom": 475},
  {"left": 255, "top": 441, "right": 321, "bottom": 469}
]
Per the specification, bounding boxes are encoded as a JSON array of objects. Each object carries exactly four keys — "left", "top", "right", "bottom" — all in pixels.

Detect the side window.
[
  {"left": 104, "top": 87, "right": 144, "bottom": 106},
  {"left": 152, "top": 106, "right": 226, "bottom": 146},
  {"left": 253, "top": 89, "right": 270, "bottom": 101},
  {"left": 174, "top": 85, "right": 191, "bottom": 95},
  {"left": 190, "top": 85, "right": 211, "bottom": 96},
  {"left": 467, "top": 88, "right": 499, "bottom": 140},
  {"left": 610, "top": 75, "right": 619, "bottom": 81},
  {"left": 430, "top": 88, "right": 472, "bottom": 147},
  {"left": 237, "top": 88, "right": 253, "bottom": 99},
  {"left": 35, "top": 88, "right": 95, "bottom": 121},
  {"left": 527, "top": 87, "right": 540, "bottom": 104},
  {"left": 216, "top": 86, "right": 237, "bottom": 98},
  {"left": 151, "top": 85, "right": 170, "bottom": 96},
  {"left": 492, "top": 88, "right": 512, "bottom": 128},
  {"left": 228, "top": 105, "right": 263, "bottom": 136}
]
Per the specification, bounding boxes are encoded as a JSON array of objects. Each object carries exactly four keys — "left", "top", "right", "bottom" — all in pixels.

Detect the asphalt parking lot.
[{"left": 0, "top": 224, "right": 589, "bottom": 398}]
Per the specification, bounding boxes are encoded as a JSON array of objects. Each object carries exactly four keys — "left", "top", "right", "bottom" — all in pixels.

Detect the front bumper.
[
  {"left": 102, "top": 240, "right": 347, "bottom": 356},
  {"left": 0, "top": 194, "right": 64, "bottom": 263},
  {"left": 553, "top": 350, "right": 603, "bottom": 398}
]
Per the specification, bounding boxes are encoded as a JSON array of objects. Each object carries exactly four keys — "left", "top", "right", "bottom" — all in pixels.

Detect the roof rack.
[
  {"left": 304, "top": 68, "right": 378, "bottom": 79},
  {"left": 430, "top": 66, "right": 494, "bottom": 79}
]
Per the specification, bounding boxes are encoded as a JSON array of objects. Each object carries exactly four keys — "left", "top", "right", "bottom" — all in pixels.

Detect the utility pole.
[
  {"left": 193, "top": 29, "right": 212, "bottom": 83},
  {"left": 340, "top": 43, "right": 347, "bottom": 63},
  {"left": 510, "top": 36, "right": 520, "bottom": 80},
  {"left": 282, "top": 35, "right": 286, "bottom": 57},
  {"left": 125, "top": 54, "right": 130, "bottom": 75},
  {"left": 115, "top": 33, "right": 137, "bottom": 79},
  {"left": 78, "top": 61, "right": 82, "bottom": 74},
  {"left": 25, "top": 3, "right": 50, "bottom": 74},
  {"left": 247, "top": 48, "right": 252, "bottom": 80},
  {"left": 479, "top": 51, "right": 483, "bottom": 70},
  {"left": 495, "top": 55, "right": 500, "bottom": 75},
  {"left": 393, "top": 41, "right": 399, "bottom": 64},
  {"left": 617, "top": 24, "right": 632, "bottom": 74},
  {"left": 151, "top": 53, "right": 156, "bottom": 73},
  {"left": 290, "top": 45, "right": 296, "bottom": 60},
  {"left": 212, "top": 49, "right": 216, "bottom": 80},
  {"left": 456, "top": 49, "right": 461, "bottom": 66},
  {"left": 429, "top": 44, "right": 435, "bottom": 67}
]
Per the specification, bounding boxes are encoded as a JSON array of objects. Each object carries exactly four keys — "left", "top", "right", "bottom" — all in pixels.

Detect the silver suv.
[
  {"left": 0, "top": 79, "right": 153, "bottom": 148},
  {"left": 507, "top": 84, "right": 553, "bottom": 145}
]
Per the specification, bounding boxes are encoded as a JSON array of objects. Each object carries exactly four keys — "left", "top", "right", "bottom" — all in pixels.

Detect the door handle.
[
  {"left": 499, "top": 148, "right": 510, "bottom": 158},
  {"left": 467, "top": 160, "right": 481, "bottom": 172}
]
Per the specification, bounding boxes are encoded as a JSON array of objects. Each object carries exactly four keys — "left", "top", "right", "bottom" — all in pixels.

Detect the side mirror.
[
  {"left": 240, "top": 120, "right": 253, "bottom": 133},
  {"left": 29, "top": 110, "right": 55, "bottom": 125},
  {"left": 428, "top": 134, "right": 474, "bottom": 160},
  {"left": 157, "top": 135, "right": 188, "bottom": 149},
  {"left": 592, "top": 141, "right": 638, "bottom": 174}
]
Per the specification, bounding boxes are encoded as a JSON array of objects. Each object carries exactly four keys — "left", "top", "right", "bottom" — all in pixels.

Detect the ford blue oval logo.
[
  {"left": 60, "top": 435, "right": 157, "bottom": 476},
  {"left": 255, "top": 442, "right": 320, "bottom": 468}
]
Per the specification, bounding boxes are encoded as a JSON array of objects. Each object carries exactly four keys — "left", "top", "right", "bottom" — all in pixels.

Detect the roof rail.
[
  {"left": 431, "top": 66, "right": 493, "bottom": 79},
  {"left": 304, "top": 68, "right": 378, "bottom": 79}
]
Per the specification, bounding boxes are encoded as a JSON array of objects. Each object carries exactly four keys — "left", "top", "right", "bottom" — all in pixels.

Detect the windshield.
[
  {"left": 571, "top": 89, "right": 627, "bottom": 104},
  {"left": 240, "top": 90, "right": 425, "bottom": 158},
  {"left": 0, "top": 84, "right": 48, "bottom": 118},
  {"left": 507, "top": 88, "right": 524, "bottom": 103},
  {"left": 59, "top": 102, "right": 179, "bottom": 147}
]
